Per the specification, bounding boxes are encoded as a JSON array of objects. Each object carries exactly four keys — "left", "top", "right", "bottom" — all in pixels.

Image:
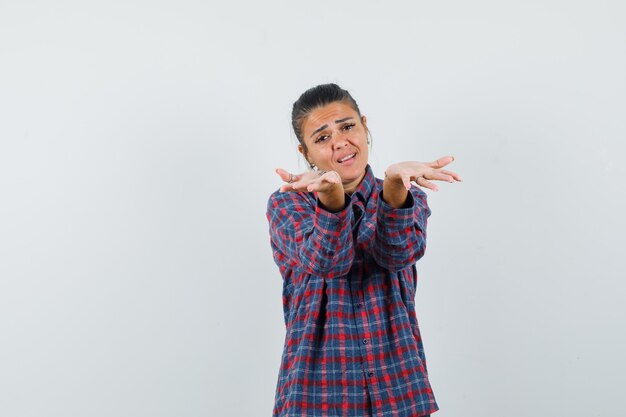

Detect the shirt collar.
[{"left": 350, "top": 164, "right": 376, "bottom": 203}]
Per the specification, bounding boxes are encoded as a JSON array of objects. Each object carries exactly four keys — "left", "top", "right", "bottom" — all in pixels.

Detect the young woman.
[{"left": 266, "top": 83, "right": 461, "bottom": 417}]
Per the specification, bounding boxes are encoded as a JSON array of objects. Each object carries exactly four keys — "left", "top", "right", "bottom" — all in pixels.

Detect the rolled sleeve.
[
  {"left": 267, "top": 190, "right": 355, "bottom": 278},
  {"left": 371, "top": 187, "right": 431, "bottom": 272}
]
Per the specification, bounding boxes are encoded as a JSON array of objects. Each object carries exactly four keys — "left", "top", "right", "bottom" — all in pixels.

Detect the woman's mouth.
[{"left": 337, "top": 153, "right": 356, "bottom": 165}]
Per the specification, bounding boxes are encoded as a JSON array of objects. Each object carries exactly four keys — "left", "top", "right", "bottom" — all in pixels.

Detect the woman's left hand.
[{"left": 385, "top": 156, "right": 462, "bottom": 192}]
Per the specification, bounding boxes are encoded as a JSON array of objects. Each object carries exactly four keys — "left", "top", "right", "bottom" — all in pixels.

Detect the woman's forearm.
[{"left": 382, "top": 177, "right": 409, "bottom": 209}]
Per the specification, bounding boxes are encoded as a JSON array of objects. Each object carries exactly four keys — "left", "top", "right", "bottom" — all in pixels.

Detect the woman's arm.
[
  {"left": 370, "top": 185, "right": 431, "bottom": 272},
  {"left": 369, "top": 156, "right": 461, "bottom": 272},
  {"left": 267, "top": 169, "right": 356, "bottom": 278}
]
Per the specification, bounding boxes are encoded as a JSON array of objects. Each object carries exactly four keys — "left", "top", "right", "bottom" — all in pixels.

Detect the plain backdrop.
[{"left": 1, "top": 1, "right": 625, "bottom": 416}]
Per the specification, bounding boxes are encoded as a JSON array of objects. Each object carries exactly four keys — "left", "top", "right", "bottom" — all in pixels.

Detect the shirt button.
[
  {"left": 368, "top": 372, "right": 374, "bottom": 377},
  {"left": 356, "top": 303, "right": 362, "bottom": 308},
  {"left": 362, "top": 339, "right": 368, "bottom": 345}
]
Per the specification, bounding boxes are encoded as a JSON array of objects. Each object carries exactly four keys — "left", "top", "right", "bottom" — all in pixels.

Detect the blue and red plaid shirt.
[{"left": 266, "top": 164, "right": 438, "bottom": 417}]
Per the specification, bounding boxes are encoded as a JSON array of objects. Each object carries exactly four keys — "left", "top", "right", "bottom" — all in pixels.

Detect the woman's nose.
[{"left": 333, "top": 136, "right": 349, "bottom": 150}]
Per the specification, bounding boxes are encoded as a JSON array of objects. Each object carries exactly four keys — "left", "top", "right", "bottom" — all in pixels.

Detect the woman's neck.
[{"left": 343, "top": 169, "right": 367, "bottom": 195}]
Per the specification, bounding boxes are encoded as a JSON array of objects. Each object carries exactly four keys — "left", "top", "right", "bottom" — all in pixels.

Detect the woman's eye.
[
  {"left": 343, "top": 123, "right": 355, "bottom": 131},
  {"left": 315, "top": 135, "right": 329, "bottom": 143}
]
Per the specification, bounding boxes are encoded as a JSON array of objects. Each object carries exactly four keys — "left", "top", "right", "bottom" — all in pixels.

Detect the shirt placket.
[{"left": 349, "top": 196, "right": 377, "bottom": 412}]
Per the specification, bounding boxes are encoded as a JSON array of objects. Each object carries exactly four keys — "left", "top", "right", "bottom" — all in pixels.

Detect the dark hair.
[{"left": 291, "top": 83, "right": 367, "bottom": 167}]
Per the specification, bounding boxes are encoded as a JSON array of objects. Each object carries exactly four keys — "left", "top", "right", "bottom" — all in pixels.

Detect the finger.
[
  {"left": 309, "top": 174, "right": 337, "bottom": 191},
  {"left": 427, "top": 156, "right": 455, "bottom": 169},
  {"left": 291, "top": 180, "right": 306, "bottom": 191},
  {"left": 439, "top": 169, "right": 462, "bottom": 181},
  {"left": 291, "top": 177, "right": 316, "bottom": 191},
  {"left": 425, "top": 171, "right": 456, "bottom": 183},
  {"left": 307, "top": 181, "right": 325, "bottom": 192},
  {"left": 417, "top": 176, "right": 439, "bottom": 191},
  {"left": 306, "top": 172, "right": 340, "bottom": 192},
  {"left": 275, "top": 168, "right": 290, "bottom": 181},
  {"left": 320, "top": 171, "right": 341, "bottom": 184},
  {"left": 318, "top": 173, "right": 334, "bottom": 184},
  {"left": 275, "top": 168, "right": 302, "bottom": 183},
  {"left": 305, "top": 177, "right": 321, "bottom": 192},
  {"left": 402, "top": 175, "right": 412, "bottom": 190},
  {"left": 280, "top": 180, "right": 302, "bottom": 192}
]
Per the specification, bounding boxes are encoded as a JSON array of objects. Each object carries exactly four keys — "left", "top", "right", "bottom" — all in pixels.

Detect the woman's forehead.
[{"left": 302, "top": 102, "right": 358, "bottom": 134}]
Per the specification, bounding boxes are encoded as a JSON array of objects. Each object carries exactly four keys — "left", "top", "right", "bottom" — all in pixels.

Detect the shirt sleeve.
[
  {"left": 266, "top": 190, "right": 355, "bottom": 278},
  {"left": 370, "top": 186, "right": 431, "bottom": 272}
]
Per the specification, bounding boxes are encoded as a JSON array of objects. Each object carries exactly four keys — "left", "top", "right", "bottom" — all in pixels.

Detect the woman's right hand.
[{"left": 275, "top": 168, "right": 346, "bottom": 211}]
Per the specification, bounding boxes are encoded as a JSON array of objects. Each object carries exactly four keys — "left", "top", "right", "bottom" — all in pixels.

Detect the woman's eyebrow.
[
  {"left": 309, "top": 117, "right": 355, "bottom": 139},
  {"left": 310, "top": 124, "right": 329, "bottom": 138}
]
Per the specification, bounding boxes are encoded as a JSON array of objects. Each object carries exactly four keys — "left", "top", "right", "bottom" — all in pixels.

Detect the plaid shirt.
[{"left": 266, "top": 164, "right": 438, "bottom": 417}]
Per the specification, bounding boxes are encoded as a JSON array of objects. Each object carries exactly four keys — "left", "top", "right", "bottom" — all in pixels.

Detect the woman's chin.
[
  {"left": 337, "top": 159, "right": 365, "bottom": 175},
  {"left": 337, "top": 162, "right": 367, "bottom": 183}
]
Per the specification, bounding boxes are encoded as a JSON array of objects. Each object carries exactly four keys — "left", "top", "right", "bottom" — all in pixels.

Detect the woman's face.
[{"left": 298, "top": 101, "right": 369, "bottom": 193}]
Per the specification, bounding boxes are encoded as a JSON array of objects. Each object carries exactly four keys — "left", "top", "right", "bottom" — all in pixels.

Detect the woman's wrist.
[
  {"left": 383, "top": 172, "right": 409, "bottom": 209},
  {"left": 317, "top": 186, "right": 346, "bottom": 212}
]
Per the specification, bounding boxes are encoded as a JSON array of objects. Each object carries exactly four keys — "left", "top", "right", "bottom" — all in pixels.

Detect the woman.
[{"left": 266, "top": 83, "right": 461, "bottom": 417}]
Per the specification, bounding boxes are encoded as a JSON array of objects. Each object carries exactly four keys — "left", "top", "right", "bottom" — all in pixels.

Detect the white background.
[{"left": 1, "top": 1, "right": 625, "bottom": 416}]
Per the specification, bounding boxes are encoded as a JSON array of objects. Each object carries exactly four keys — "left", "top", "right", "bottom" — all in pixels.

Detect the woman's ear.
[
  {"left": 361, "top": 115, "right": 368, "bottom": 127},
  {"left": 298, "top": 144, "right": 308, "bottom": 161},
  {"left": 298, "top": 144, "right": 313, "bottom": 167}
]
